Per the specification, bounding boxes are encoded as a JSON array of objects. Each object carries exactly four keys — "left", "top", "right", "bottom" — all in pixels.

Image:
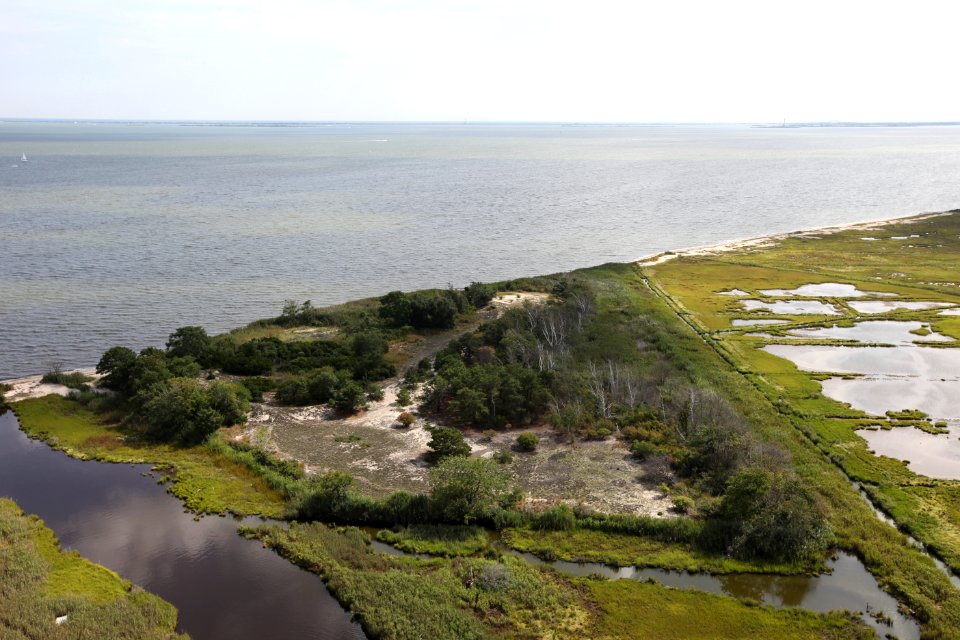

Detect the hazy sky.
[{"left": 3, "top": 0, "right": 959, "bottom": 122}]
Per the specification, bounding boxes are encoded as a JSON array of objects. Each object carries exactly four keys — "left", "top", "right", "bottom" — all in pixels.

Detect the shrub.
[
  {"left": 366, "top": 383, "right": 385, "bottom": 402},
  {"left": 397, "top": 411, "right": 417, "bottom": 428},
  {"left": 494, "top": 449, "right": 514, "bottom": 464},
  {"left": 672, "top": 495, "right": 694, "bottom": 514},
  {"left": 135, "top": 378, "right": 248, "bottom": 445},
  {"left": 535, "top": 504, "right": 576, "bottom": 531},
  {"left": 515, "top": 432, "right": 540, "bottom": 452},
  {"left": 430, "top": 456, "right": 511, "bottom": 524},
  {"left": 41, "top": 370, "right": 93, "bottom": 389},
  {"left": 396, "top": 387, "right": 412, "bottom": 406},
  {"left": 630, "top": 440, "right": 657, "bottom": 460},
  {"left": 238, "top": 376, "right": 276, "bottom": 402},
  {"left": 332, "top": 380, "right": 367, "bottom": 413},
  {"left": 481, "top": 429, "right": 497, "bottom": 442},
  {"left": 426, "top": 426, "right": 471, "bottom": 463}
]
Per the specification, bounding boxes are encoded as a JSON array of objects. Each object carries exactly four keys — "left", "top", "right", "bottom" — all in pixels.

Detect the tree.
[
  {"left": 134, "top": 378, "right": 248, "bottom": 445},
  {"left": 96, "top": 346, "right": 137, "bottom": 394},
  {"left": 379, "top": 291, "right": 413, "bottom": 327},
  {"left": 464, "top": 282, "right": 494, "bottom": 308},
  {"left": 430, "top": 456, "right": 511, "bottom": 523},
  {"left": 332, "top": 380, "right": 366, "bottom": 413},
  {"left": 426, "top": 426, "right": 471, "bottom": 463},
  {"left": 713, "top": 468, "right": 829, "bottom": 561},
  {"left": 166, "top": 326, "right": 212, "bottom": 365}
]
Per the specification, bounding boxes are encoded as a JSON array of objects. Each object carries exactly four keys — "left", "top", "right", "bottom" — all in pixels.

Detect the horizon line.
[{"left": 3, "top": 117, "right": 960, "bottom": 128}]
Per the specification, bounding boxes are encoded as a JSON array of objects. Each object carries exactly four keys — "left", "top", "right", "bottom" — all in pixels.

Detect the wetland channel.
[{"left": 0, "top": 408, "right": 922, "bottom": 639}]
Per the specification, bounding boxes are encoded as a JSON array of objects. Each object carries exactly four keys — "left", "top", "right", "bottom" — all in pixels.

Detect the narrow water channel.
[{"left": 0, "top": 410, "right": 364, "bottom": 640}]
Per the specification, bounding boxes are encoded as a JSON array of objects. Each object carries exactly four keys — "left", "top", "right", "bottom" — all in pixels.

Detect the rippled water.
[
  {"left": 0, "top": 410, "right": 364, "bottom": 640},
  {"left": 3, "top": 121, "right": 960, "bottom": 378}
]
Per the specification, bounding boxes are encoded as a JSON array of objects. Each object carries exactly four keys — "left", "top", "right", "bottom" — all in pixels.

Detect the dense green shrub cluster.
[
  {"left": 134, "top": 378, "right": 250, "bottom": 445},
  {"left": 379, "top": 290, "right": 465, "bottom": 329}
]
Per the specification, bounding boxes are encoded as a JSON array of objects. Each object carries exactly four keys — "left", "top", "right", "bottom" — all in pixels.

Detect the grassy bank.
[
  {"left": 243, "top": 522, "right": 869, "bottom": 640},
  {"left": 0, "top": 498, "right": 185, "bottom": 639},
  {"left": 10, "top": 395, "right": 289, "bottom": 517}
]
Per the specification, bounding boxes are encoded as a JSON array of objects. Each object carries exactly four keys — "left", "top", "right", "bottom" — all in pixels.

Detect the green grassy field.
[{"left": 0, "top": 498, "right": 185, "bottom": 639}]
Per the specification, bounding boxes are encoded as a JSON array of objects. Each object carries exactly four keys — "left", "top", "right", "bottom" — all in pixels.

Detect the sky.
[{"left": 2, "top": 0, "right": 959, "bottom": 122}]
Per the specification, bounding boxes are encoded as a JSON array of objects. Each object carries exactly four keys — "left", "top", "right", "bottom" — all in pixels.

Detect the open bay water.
[{"left": 3, "top": 121, "right": 960, "bottom": 378}]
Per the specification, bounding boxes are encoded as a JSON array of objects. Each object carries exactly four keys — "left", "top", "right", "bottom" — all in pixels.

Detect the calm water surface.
[
  {"left": 3, "top": 122, "right": 960, "bottom": 377},
  {"left": 0, "top": 410, "right": 364, "bottom": 640}
]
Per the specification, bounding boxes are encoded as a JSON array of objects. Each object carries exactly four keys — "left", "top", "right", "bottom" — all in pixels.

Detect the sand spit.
[
  {"left": 1, "top": 368, "right": 99, "bottom": 402},
  {"left": 634, "top": 210, "right": 950, "bottom": 266}
]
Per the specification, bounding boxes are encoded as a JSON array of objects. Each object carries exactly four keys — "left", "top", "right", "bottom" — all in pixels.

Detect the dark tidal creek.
[
  {"left": 0, "top": 410, "right": 364, "bottom": 640},
  {"left": 1, "top": 408, "right": 921, "bottom": 639}
]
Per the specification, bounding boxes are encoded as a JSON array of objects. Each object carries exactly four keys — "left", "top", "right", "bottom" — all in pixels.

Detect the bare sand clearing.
[
  {"left": 1, "top": 369, "right": 99, "bottom": 402},
  {"left": 634, "top": 210, "right": 949, "bottom": 266}
]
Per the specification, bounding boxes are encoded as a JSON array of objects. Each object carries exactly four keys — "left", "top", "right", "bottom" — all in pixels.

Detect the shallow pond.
[
  {"left": 787, "top": 321, "right": 952, "bottom": 345},
  {"left": 821, "top": 376, "right": 960, "bottom": 420},
  {"left": 858, "top": 424, "right": 960, "bottom": 480},
  {"left": 848, "top": 300, "right": 954, "bottom": 314},
  {"left": 763, "top": 344, "right": 960, "bottom": 378},
  {"left": 741, "top": 300, "right": 841, "bottom": 315},
  {"left": 759, "top": 283, "right": 896, "bottom": 298},
  {"left": 731, "top": 318, "right": 789, "bottom": 327},
  {"left": 0, "top": 410, "right": 364, "bottom": 640}
]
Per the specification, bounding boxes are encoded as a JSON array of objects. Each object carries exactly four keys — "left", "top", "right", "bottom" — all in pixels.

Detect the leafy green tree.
[
  {"left": 464, "top": 282, "right": 495, "bottom": 308},
  {"left": 166, "top": 326, "right": 212, "bottom": 365},
  {"left": 379, "top": 291, "right": 413, "bottom": 327},
  {"left": 96, "top": 346, "right": 137, "bottom": 394},
  {"left": 430, "top": 456, "right": 511, "bottom": 524},
  {"left": 137, "top": 378, "right": 223, "bottom": 444},
  {"left": 712, "top": 468, "right": 829, "bottom": 561},
  {"left": 426, "top": 426, "right": 471, "bottom": 463},
  {"left": 332, "top": 380, "right": 367, "bottom": 413}
]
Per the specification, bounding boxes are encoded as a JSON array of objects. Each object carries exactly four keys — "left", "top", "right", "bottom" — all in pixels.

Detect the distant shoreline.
[
  {"left": 635, "top": 210, "right": 953, "bottom": 267},
  {"left": 3, "top": 118, "right": 960, "bottom": 128}
]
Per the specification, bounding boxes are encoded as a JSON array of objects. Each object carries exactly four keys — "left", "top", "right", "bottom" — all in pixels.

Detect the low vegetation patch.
[{"left": 0, "top": 498, "right": 185, "bottom": 639}]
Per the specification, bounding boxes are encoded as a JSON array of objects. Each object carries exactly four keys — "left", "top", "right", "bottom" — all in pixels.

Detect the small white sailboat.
[{"left": 20, "top": 153, "right": 29, "bottom": 162}]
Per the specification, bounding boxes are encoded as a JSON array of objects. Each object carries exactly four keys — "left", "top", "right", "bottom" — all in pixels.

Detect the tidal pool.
[
  {"left": 759, "top": 283, "right": 896, "bottom": 298},
  {"left": 786, "top": 321, "right": 952, "bottom": 345},
  {"left": 763, "top": 344, "right": 960, "bottom": 378},
  {"left": 940, "top": 308, "right": 960, "bottom": 316},
  {"left": 848, "top": 300, "right": 954, "bottom": 314},
  {"left": 741, "top": 300, "right": 841, "bottom": 315},
  {"left": 717, "top": 288, "right": 749, "bottom": 296},
  {"left": 731, "top": 319, "right": 789, "bottom": 327},
  {"left": 858, "top": 424, "right": 960, "bottom": 480},
  {"left": 0, "top": 410, "right": 364, "bottom": 640},
  {"left": 821, "top": 376, "right": 960, "bottom": 419}
]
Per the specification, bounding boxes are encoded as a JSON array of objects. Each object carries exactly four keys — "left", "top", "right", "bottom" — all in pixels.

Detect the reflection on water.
[
  {"left": 763, "top": 344, "right": 960, "bottom": 378},
  {"left": 759, "top": 283, "right": 897, "bottom": 298},
  {"left": 858, "top": 424, "right": 960, "bottom": 480},
  {"left": 741, "top": 300, "right": 841, "bottom": 315},
  {"left": 0, "top": 411, "right": 364, "bottom": 640},
  {"left": 504, "top": 549, "right": 918, "bottom": 640},
  {"left": 821, "top": 376, "right": 960, "bottom": 420},
  {"left": 848, "top": 300, "right": 954, "bottom": 314},
  {"left": 731, "top": 319, "right": 789, "bottom": 326},
  {"left": 787, "top": 320, "right": 952, "bottom": 345}
]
